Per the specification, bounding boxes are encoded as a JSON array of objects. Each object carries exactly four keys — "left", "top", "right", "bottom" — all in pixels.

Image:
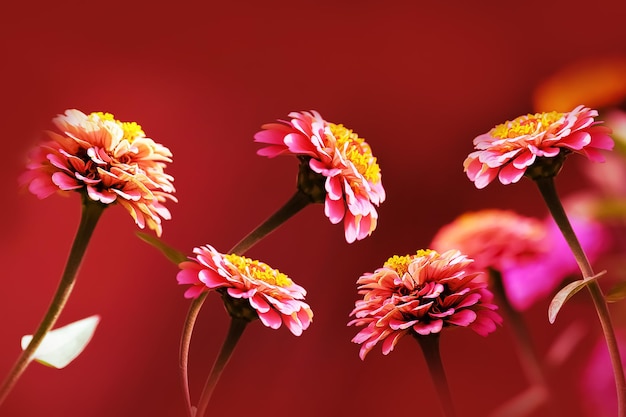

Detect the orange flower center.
[
  {"left": 91, "top": 112, "right": 146, "bottom": 142},
  {"left": 224, "top": 254, "right": 292, "bottom": 287},
  {"left": 329, "top": 123, "right": 381, "bottom": 183},
  {"left": 491, "top": 111, "right": 564, "bottom": 139}
]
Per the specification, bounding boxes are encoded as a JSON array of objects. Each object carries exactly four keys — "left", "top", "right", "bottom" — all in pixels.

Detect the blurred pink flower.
[
  {"left": 177, "top": 245, "right": 313, "bottom": 336},
  {"left": 348, "top": 249, "right": 502, "bottom": 360},
  {"left": 254, "top": 110, "right": 385, "bottom": 243},
  {"left": 464, "top": 105, "right": 614, "bottom": 189},
  {"left": 431, "top": 208, "right": 610, "bottom": 311},
  {"left": 431, "top": 209, "right": 548, "bottom": 276},
  {"left": 579, "top": 332, "right": 626, "bottom": 417},
  {"left": 20, "top": 110, "right": 176, "bottom": 236}
]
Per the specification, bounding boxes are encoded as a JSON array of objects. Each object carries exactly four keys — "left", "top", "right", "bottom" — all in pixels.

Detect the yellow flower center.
[
  {"left": 384, "top": 254, "right": 412, "bottom": 275},
  {"left": 224, "top": 254, "right": 292, "bottom": 287},
  {"left": 491, "top": 111, "right": 564, "bottom": 139},
  {"left": 384, "top": 250, "right": 436, "bottom": 275},
  {"left": 120, "top": 121, "right": 145, "bottom": 141},
  {"left": 329, "top": 123, "right": 381, "bottom": 183},
  {"left": 90, "top": 112, "right": 145, "bottom": 142}
]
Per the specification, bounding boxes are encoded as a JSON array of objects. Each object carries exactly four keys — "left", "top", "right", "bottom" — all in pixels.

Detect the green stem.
[
  {"left": 180, "top": 293, "right": 208, "bottom": 417},
  {"left": 535, "top": 176, "right": 625, "bottom": 417},
  {"left": 229, "top": 190, "right": 311, "bottom": 255},
  {"left": 488, "top": 269, "right": 553, "bottom": 417},
  {"left": 0, "top": 196, "right": 105, "bottom": 405},
  {"left": 179, "top": 190, "right": 311, "bottom": 415},
  {"left": 489, "top": 269, "right": 545, "bottom": 387},
  {"left": 415, "top": 333, "right": 457, "bottom": 417},
  {"left": 194, "top": 318, "right": 248, "bottom": 417}
]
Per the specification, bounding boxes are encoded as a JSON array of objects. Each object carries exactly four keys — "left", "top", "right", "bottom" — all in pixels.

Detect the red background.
[{"left": 1, "top": 1, "right": 626, "bottom": 416}]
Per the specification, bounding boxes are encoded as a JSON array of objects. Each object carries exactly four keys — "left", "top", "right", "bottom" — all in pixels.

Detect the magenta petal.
[
  {"left": 249, "top": 294, "right": 270, "bottom": 313},
  {"left": 447, "top": 309, "right": 477, "bottom": 327},
  {"left": 198, "top": 269, "right": 226, "bottom": 288},
  {"left": 413, "top": 319, "right": 443, "bottom": 335},
  {"left": 324, "top": 197, "right": 345, "bottom": 224},
  {"left": 258, "top": 308, "right": 282, "bottom": 329},
  {"left": 498, "top": 162, "right": 525, "bottom": 185}
]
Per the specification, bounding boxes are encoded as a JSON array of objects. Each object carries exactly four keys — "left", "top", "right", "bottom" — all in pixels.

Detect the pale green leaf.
[
  {"left": 136, "top": 232, "right": 188, "bottom": 265},
  {"left": 606, "top": 281, "right": 626, "bottom": 303},
  {"left": 21, "top": 315, "right": 100, "bottom": 369},
  {"left": 548, "top": 270, "right": 607, "bottom": 324}
]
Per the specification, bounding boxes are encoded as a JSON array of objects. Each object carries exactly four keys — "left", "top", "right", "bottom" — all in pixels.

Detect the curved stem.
[
  {"left": 0, "top": 197, "right": 105, "bottom": 405},
  {"left": 414, "top": 333, "right": 457, "bottom": 417},
  {"left": 180, "top": 293, "right": 208, "bottom": 417},
  {"left": 535, "top": 177, "right": 625, "bottom": 417},
  {"left": 489, "top": 269, "right": 545, "bottom": 387},
  {"left": 179, "top": 190, "right": 311, "bottom": 415},
  {"left": 488, "top": 269, "right": 552, "bottom": 417},
  {"left": 194, "top": 318, "right": 248, "bottom": 417},
  {"left": 229, "top": 190, "right": 311, "bottom": 255}
]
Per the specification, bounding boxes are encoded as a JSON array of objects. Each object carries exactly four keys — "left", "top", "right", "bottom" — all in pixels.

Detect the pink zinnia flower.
[
  {"left": 431, "top": 209, "right": 610, "bottom": 311},
  {"left": 254, "top": 111, "right": 385, "bottom": 243},
  {"left": 348, "top": 249, "right": 502, "bottom": 360},
  {"left": 20, "top": 110, "right": 176, "bottom": 236},
  {"left": 177, "top": 245, "right": 313, "bottom": 336},
  {"left": 464, "top": 105, "right": 614, "bottom": 189},
  {"left": 431, "top": 209, "right": 548, "bottom": 276}
]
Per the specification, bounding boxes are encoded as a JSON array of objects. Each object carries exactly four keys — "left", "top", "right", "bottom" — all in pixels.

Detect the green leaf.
[
  {"left": 548, "top": 270, "right": 607, "bottom": 324},
  {"left": 136, "top": 232, "right": 188, "bottom": 265},
  {"left": 21, "top": 315, "right": 100, "bottom": 369},
  {"left": 606, "top": 281, "right": 626, "bottom": 303}
]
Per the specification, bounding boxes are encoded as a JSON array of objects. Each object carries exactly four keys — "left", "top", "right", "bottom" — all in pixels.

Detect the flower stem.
[
  {"left": 534, "top": 176, "right": 626, "bottom": 417},
  {"left": 415, "top": 333, "right": 457, "bottom": 417},
  {"left": 489, "top": 269, "right": 545, "bottom": 387},
  {"left": 194, "top": 318, "right": 248, "bottom": 417},
  {"left": 229, "top": 190, "right": 312, "bottom": 255},
  {"left": 488, "top": 269, "right": 552, "bottom": 417},
  {"left": 180, "top": 293, "right": 208, "bottom": 417},
  {"left": 0, "top": 196, "right": 105, "bottom": 405},
  {"left": 179, "top": 190, "right": 311, "bottom": 416}
]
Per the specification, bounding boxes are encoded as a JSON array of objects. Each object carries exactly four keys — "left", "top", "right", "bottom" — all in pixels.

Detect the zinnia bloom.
[
  {"left": 177, "top": 245, "right": 313, "bottom": 336},
  {"left": 254, "top": 110, "right": 385, "bottom": 243},
  {"left": 348, "top": 249, "right": 502, "bottom": 360},
  {"left": 464, "top": 105, "right": 614, "bottom": 189},
  {"left": 431, "top": 209, "right": 610, "bottom": 311},
  {"left": 20, "top": 110, "right": 176, "bottom": 236}
]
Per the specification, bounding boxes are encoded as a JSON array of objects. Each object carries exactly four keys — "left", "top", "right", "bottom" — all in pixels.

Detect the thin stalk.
[
  {"left": 488, "top": 269, "right": 552, "bottom": 417},
  {"left": 229, "top": 190, "right": 311, "bottom": 255},
  {"left": 194, "top": 318, "right": 248, "bottom": 417},
  {"left": 0, "top": 197, "right": 105, "bottom": 405},
  {"left": 179, "top": 190, "right": 311, "bottom": 415},
  {"left": 180, "top": 293, "right": 208, "bottom": 417},
  {"left": 535, "top": 176, "right": 625, "bottom": 417},
  {"left": 415, "top": 333, "right": 457, "bottom": 417},
  {"left": 489, "top": 270, "right": 545, "bottom": 387}
]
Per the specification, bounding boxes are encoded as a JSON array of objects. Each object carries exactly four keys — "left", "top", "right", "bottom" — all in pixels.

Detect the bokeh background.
[{"left": 1, "top": 1, "right": 626, "bottom": 416}]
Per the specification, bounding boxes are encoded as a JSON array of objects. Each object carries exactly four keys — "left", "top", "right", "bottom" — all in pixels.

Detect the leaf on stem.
[
  {"left": 136, "top": 231, "right": 188, "bottom": 265},
  {"left": 606, "top": 281, "right": 626, "bottom": 303},
  {"left": 548, "top": 270, "right": 607, "bottom": 324},
  {"left": 21, "top": 315, "right": 100, "bottom": 369}
]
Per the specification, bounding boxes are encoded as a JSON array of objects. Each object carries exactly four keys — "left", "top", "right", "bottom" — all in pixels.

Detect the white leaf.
[{"left": 21, "top": 315, "right": 100, "bottom": 369}]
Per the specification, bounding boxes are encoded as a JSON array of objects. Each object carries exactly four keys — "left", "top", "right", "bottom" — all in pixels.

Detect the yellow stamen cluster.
[
  {"left": 120, "top": 121, "right": 145, "bottom": 141},
  {"left": 90, "top": 112, "right": 145, "bottom": 142},
  {"left": 224, "top": 254, "right": 292, "bottom": 287},
  {"left": 384, "top": 249, "right": 436, "bottom": 276},
  {"left": 384, "top": 255, "right": 413, "bottom": 276},
  {"left": 329, "top": 123, "right": 381, "bottom": 183},
  {"left": 491, "top": 111, "right": 564, "bottom": 139}
]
